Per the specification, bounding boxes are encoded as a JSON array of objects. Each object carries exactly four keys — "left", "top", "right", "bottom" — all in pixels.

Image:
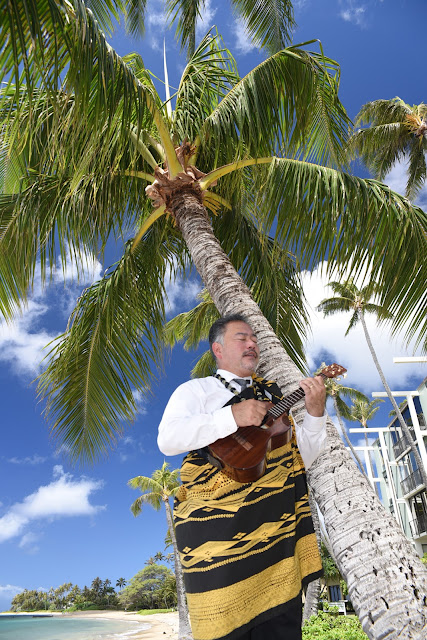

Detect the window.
[{"left": 329, "top": 585, "right": 342, "bottom": 601}]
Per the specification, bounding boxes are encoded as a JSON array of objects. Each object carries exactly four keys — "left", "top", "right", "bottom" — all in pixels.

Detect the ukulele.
[{"left": 207, "top": 363, "right": 346, "bottom": 483}]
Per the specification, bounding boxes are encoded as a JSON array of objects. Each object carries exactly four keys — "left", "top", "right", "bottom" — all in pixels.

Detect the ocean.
[{"left": 0, "top": 614, "right": 148, "bottom": 639}]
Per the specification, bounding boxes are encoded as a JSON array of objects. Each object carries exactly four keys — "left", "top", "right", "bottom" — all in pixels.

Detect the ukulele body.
[{"left": 208, "top": 414, "right": 292, "bottom": 483}]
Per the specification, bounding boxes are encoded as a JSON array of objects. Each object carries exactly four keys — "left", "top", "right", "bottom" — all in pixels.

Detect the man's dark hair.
[{"left": 208, "top": 314, "right": 250, "bottom": 357}]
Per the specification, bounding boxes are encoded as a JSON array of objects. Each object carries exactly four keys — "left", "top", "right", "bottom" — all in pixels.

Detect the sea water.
[{"left": 0, "top": 614, "right": 148, "bottom": 639}]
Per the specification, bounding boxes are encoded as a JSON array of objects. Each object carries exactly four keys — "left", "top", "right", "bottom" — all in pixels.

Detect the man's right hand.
[{"left": 231, "top": 399, "right": 272, "bottom": 427}]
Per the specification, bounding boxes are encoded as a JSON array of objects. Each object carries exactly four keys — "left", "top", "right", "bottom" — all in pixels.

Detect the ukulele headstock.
[{"left": 319, "top": 363, "right": 347, "bottom": 380}]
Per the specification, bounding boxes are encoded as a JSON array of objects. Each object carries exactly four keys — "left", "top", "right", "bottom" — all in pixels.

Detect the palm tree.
[
  {"left": 320, "top": 373, "right": 369, "bottom": 480},
  {"left": 349, "top": 97, "right": 427, "bottom": 200},
  {"left": 317, "top": 279, "right": 427, "bottom": 491},
  {"left": 344, "top": 397, "right": 384, "bottom": 491},
  {"left": 116, "top": 577, "right": 127, "bottom": 591},
  {"left": 2, "top": 3, "right": 427, "bottom": 637},
  {"left": 129, "top": 462, "right": 191, "bottom": 639}
]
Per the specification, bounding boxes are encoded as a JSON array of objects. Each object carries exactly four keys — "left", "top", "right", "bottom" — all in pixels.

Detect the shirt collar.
[{"left": 216, "top": 369, "right": 253, "bottom": 384}]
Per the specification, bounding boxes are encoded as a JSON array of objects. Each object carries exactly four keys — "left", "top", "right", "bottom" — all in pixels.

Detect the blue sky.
[{"left": 1, "top": 0, "right": 426, "bottom": 610}]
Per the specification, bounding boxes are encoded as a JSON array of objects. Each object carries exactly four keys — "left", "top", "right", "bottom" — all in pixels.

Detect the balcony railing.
[
  {"left": 393, "top": 428, "right": 416, "bottom": 459},
  {"left": 401, "top": 468, "right": 424, "bottom": 496},
  {"left": 409, "top": 514, "right": 427, "bottom": 537}
]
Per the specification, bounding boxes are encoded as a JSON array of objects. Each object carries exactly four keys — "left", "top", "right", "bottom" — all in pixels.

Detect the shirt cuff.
[{"left": 303, "top": 412, "right": 326, "bottom": 431}]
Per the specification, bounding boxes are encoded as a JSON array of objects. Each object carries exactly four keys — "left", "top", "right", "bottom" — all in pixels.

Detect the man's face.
[{"left": 212, "top": 321, "right": 260, "bottom": 376}]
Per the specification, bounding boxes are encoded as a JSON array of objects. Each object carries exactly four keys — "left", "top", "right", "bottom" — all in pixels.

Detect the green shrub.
[{"left": 303, "top": 611, "right": 368, "bottom": 639}]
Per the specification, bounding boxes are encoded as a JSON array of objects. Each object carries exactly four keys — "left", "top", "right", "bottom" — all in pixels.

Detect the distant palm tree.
[
  {"left": 349, "top": 97, "right": 427, "bottom": 200},
  {"left": 318, "top": 370, "right": 369, "bottom": 480},
  {"left": 116, "top": 578, "right": 127, "bottom": 591},
  {"left": 345, "top": 397, "right": 384, "bottom": 492},
  {"left": 317, "top": 279, "right": 427, "bottom": 490},
  {"left": 129, "top": 462, "right": 192, "bottom": 639},
  {"left": 388, "top": 400, "right": 407, "bottom": 418}
]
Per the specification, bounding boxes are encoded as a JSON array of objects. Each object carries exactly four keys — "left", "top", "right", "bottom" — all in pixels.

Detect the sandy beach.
[
  {"left": 63, "top": 610, "right": 179, "bottom": 639},
  {"left": 0, "top": 610, "right": 179, "bottom": 639}
]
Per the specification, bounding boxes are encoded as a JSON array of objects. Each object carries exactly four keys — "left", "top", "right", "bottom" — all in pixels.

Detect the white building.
[{"left": 349, "top": 374, "right": 427, "bottom": 556}]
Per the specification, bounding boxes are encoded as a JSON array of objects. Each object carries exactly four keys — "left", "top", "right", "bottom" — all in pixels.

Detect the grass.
[{"left": 137, "top": 609, "right": 175, "bottom": 615}]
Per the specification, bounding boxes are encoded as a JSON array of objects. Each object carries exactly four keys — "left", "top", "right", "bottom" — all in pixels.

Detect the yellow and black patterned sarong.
[{"left": 174, "top": 376, "right": 323, "bottom": 640}]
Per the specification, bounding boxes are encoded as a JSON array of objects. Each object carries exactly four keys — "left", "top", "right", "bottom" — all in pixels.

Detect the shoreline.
[{"left": 0, "top": 610, "right": 179, "bottom": 640}]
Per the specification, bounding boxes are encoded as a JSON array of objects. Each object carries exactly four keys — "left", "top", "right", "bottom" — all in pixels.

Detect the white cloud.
[
  {"left": 339, "top": 2, "right": 367, "bottom": 27},
  {"left": 232, "top": 19, "right": 257, "bottom": 55},
  {"left": 0, "top": 304, "right": 54, "bottom": 376},
  {"left": 196, "top": 0, "right": 217, "bottom": 40},
  {"left": 302, "top": 262, "right": 426, "bottom": 395},
  {"left": 117, "top": 434, "right": 147, "bottom": 462},
  {"left": 383, "top": 161, "right": 427, "bottom": 209},
  {"left": 0, "top": 584, "right": 23, "bottom": 597},
  {"left": 133, "top": 390, "right": 148, "bottom": 416},
  {"left": 0, "top": 466, "right": 105, "bottom": 545},
  {"left": 164, "top": 266, "right": 201, "bottom": 314},
  {"left": 0, "top": 250, "right": 102, "bottom": 377},
  {"left": 18, "top": 532, "right": 40, "bottom": 554},
  {"left": 7, "top": 454, "right": 48, "bottom": 465}
]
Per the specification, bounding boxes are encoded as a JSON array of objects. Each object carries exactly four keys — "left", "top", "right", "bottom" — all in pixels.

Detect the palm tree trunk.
[
  {"left": 359, "top": 312, "right": 427, "bottom": 489},
  {"left": 171, "top": 189, "right": 427, "bottom": 639},
  {"left": 302, "top": 491, "right": 322, "bottom": 622},
  {"left": 333, "top": 397, "right": 368, "bottom": 480},
  {"left": 163, "top": 497, "right": 193, "bottom": 640}
]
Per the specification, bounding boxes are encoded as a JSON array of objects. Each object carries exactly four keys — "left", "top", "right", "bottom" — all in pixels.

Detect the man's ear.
[{"left": 212, "top": 341, "right": 222, "bottom": 361}]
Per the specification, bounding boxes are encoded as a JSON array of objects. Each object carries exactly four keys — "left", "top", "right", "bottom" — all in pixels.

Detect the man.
[{"left": 158, "top": 314, "right": 327, "bottom": 640}]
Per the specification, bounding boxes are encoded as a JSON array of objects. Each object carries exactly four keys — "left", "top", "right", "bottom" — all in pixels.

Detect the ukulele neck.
[{"left": 266, "top": 372, "right": 327, "bottom": 419}]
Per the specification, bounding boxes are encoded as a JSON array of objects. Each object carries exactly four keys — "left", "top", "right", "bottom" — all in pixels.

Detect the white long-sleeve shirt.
[{"left": 158, "top": 369, "right": 327, "bottom": 470}]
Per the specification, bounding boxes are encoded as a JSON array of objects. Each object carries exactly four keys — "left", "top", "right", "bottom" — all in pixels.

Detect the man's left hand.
[{"left": 299, "top": 376, "right": 326, "bottom": 417}]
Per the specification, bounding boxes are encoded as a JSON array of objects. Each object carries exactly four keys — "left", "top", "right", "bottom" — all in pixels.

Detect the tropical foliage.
[
  {"left": 303, "top": 610, "right": 368, "bottom": 639},
  {"left": 118, "top": 564, "right": 177, "bottom": 610},
  {"left": 10, "top": 578, "right": 120, "bottom": 611},
  {"left": 350, "top": 97, "right": 427, "bottom": 200}
]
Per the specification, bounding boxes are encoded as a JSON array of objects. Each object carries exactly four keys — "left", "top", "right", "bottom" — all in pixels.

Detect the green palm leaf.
[
  {"left": 254, "top": 159, "right": 426, "bottom": 347},
  {"left": 230, "top": 0, "right": 295, "bottom": 55},
  {"left": 197, "top": 42, "right": 350, "bottom": 169},
  {"left": 166, "top": 0, "right": 204, "bottom": 57},
  {"left": 37, "top": 221, "right": 190, "bottom": 466}
]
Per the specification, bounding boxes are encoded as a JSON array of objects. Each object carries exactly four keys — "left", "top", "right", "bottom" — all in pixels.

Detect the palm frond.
[
  {"left": 230, "top": 0, "right": 295, "bottom": 55},
  {"left": 345, "top": 310, "right": 360, "bottom": 335},
  {"left": 354, "top": 98, "right": 412, "bottom": 128},
  {"left": 166, "top": 0, "right": 204, "bottom": 57},
  {"left": 253, "top": 158, "right": 426, "bottom": 349},
  {"left": 199, "top": 43, "right": 350, "bottom": 168},
  {"left": 173, "top": 30, "right": 239, "bottom": 144},
  {"left": 1, "top": 0, "right": 165, "bottom": 152},
  {"left": 407, "top": 138, "right": 427, "bottom": 200},
  {"left": 122, "top": 0, "right": 148, "bottom": 38},
  {"left": 37, "top": 221, "right": 190, "bottom": 466},
  {"left": 191, "top": 350, "right": 217, "bottom": 378},
  {"left": 349, "top": 122, "right": 409, "bottom": 180}
]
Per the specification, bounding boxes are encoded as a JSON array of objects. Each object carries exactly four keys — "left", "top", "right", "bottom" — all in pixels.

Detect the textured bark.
[
  {"left": 303, "top": 579, "right": 322, "bottom": 623},
  {"left": 170, "top": 189, "right": 427, "bottom": 640},
  {"left": 164, "top": 498, "right": 193, "bottom": 640},
  {"left": 333, "top": 396, "right": 368, "bottom": 481},
  {"left": 360, "top": 312, "right": 427, "bottom": 490},
  {"left": 303, "top": 491, "right": 322, "bottom": 622}
]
